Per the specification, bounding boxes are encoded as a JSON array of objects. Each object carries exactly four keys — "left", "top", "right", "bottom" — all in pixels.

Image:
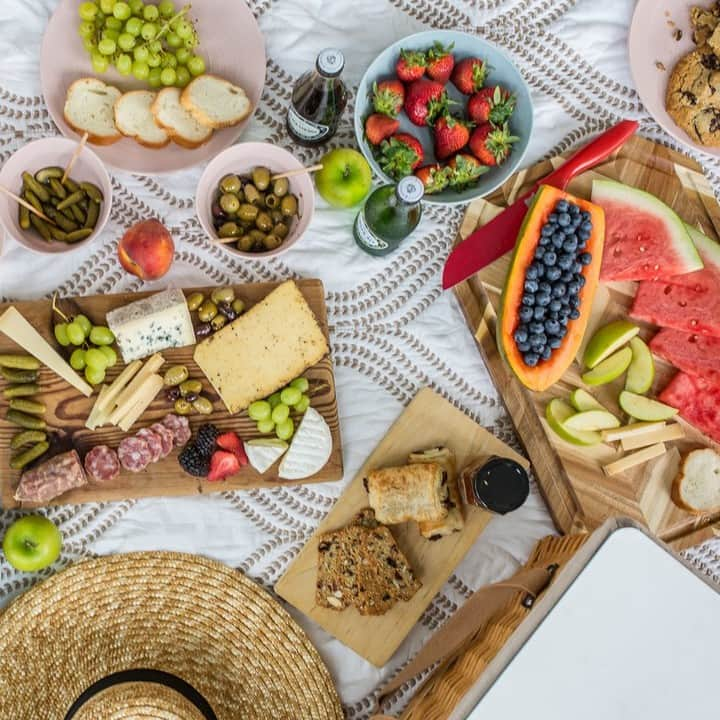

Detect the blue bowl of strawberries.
[{"left": 354, "top": 30, "right": 533, "bottom": 205}]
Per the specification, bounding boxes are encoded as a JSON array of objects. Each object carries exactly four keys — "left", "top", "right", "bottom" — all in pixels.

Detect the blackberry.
[
  {"left": 179, "top": 444, "right": 210, "bottom": 477},
  {"left": 195, "top": 423, "right": 219, "bottom": 458}
]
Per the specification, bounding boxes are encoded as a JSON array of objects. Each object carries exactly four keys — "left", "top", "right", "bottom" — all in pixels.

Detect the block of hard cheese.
[{"left": 194, "top": 280, "right": 328, "bottom": 413}]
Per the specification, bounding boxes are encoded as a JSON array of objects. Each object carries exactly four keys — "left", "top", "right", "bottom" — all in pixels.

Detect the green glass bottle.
[{"left": 353, "top": 176, "right": 424, "bottom": 256}]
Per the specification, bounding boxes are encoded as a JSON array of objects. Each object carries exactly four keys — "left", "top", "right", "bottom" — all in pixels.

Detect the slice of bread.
[
  {"left": 63, "top": 78, "right": 122, "bottom": 145},
  {"left": 113, "top": 91, "right": 170, "bottom": 149},
  {"left": 672, "top": 448, "right": 720, "bottom": 514},
  {"left": 151, "top": 87, "right": 213, "bottom": 149},
  {"left": 180, "top": 74, "right": 252, "bottom": 129}
]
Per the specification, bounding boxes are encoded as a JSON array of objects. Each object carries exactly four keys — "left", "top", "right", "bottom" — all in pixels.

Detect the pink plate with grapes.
[{"left": 40, "top": 0, "right": 266, "bottom": 175}]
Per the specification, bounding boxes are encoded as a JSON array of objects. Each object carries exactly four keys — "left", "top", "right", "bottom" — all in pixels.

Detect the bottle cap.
[
  {"left": 469, "top": 456, "right": 529, "bottom": 515},
  {"left": 316, "top": 49, "right": 345, "bottom": 77},
  {"left": 396, "top": 176, "right": 425, "bottom": 204}
]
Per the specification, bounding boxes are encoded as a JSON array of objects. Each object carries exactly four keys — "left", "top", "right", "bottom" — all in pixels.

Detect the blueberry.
[
  {"left": 519, "top": 306, "right": 534, "bottom": 322},
  {"left": 545, "top": 319, "right": 560, "bottom": 335},
  {"left": 548, "top": 310, "right": 560, "bottom": 321},
  {"left": 525, "top": 264, "right": 538, "bottom": 281},
  {"left": 535, "top": 246, "right": 546, "bottom": 260},
  {"left": 560, "top": 294, "right": 571, "bottom": 306},
  {"left": 558, "top": 253, "right": 574, "bottom": 270},
  {"left": 557, "top": 213, "right": 572, "bottom": 227},
  {"left": 536, "top": 292, "right": 551, "bottom": 307},
  {"left": 523, "top": 352, "right": 539, "bottom": 367},
  {"left": 551, "top": 233, "right": 565, "bottom": 249},
  {"left": 517, "top": 341, "right": 531, "bottom": 353},
  {"left": 538, "top": 281, "right": 552, "bottom": 295},
  {"left": 533, "top": 305, "right": 546, "bottom": 320},
  {"left": 579, "top": 252, "right": 592, "bottom": 265},
  {"left": 569, "top": 295, "right": 581, "bottom": 308},
  {"left": 529, "top": 332, "right": 547, "bottom": 348},
  {"left": 578, "top": 229, "right": 591, "bottom": 242},
  {"left": 559, "top": 307, "right": 571, "bottom": 320},
  {"left": 562, "top": 237, "right": 578, "bottom": 253},
  {"left": 514, "top": 327, "right": 528, "bottom": 343},
  {"left": 539, "top": 234, "right": 552, "bottom": 247},
  {"left": 529, "top": 321, "right": 544, "bottom": 334},
  {"left": 561, "top": 271, "right": 574, "bottom": 283},
  {"left": 567, "top": 280, "right": 581, "bottom": 295},
  {"left": 552, "top": 283, "right": 566, "bottom": 298},
  {"left": 541, "top": 224, "right": 554, "bottom": 237},
  {"left": 539, "top": 346, "right": 552, "bottom": 361},
  {"left": 547, "top": 213, "right": 559, "bottom": 225},
  {"left": 549, "top": 299, "right": 562, "bottom": 312},
  {"left": 549, "top": 337, "right": 562, "bottom": 349},
  {"left": 543, "top": 250, "right": 557, "bottom": 266},
  {"left": 572, "top": 261, "right": 583, "bottom": 274},
  {"left": 524, "top": 278, "right": 539, "bottom": 294},
  {"left": 545, "top": 266, "right": 562, "bottom": 282},
  {"left": 571, "top": 215, "right": 583, "bottom": 229},
  {"left": 569, "top": 308, "right": 581, "bottom": 320},
  {"left": 522, "top": 293, "right": 535, "bottom": 307},
  {"left": 557, "top": 199, "right": 569, "bottom": 211},
  {"left": 580, "top": 210, "right": 591, "bottom": 222},
  {"left": 576, "top": 274, "right": 586, "bottom": 287},
  {"left": 556, "top": 325, "right": 568, "bottom": 338}
]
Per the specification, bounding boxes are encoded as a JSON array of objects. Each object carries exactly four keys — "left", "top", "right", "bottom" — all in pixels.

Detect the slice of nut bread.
[
  {"left": 151, "top": 87, "right": 213, "bottom": 149},
  {"left": 114, "top": 90, "right": 170, "bottom": 149},
  {"left": 180, "top": 74, "right": 252, "bottom": 129},
  {"left": 672, "top": 448, "right": 720, "bottom": 514},
  {"left": 63, "top": 78, "right": 122, "bottom": 145}
]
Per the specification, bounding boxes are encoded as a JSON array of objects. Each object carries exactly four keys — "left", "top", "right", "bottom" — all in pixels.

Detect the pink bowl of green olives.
[{"left": 196, "top": 142, "right": 314, "bottom": 258}]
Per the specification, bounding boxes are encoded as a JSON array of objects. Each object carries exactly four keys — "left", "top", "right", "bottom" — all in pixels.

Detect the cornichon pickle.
[
  {"left": 23, "top": 189, "right": 44, "bottom": 214},
  {"left": 49, "top": 226, "right": 68, "bottom": 242},
  {"left": 252, "top": 166, "right": 271, "bottom": 191},
  {"left": 3, "top": 383, "right": 40, "bottom": 399},
  {"left": 84, "top": 199, "right": 100, "bottom": 229},
  {"left": 0, "top": 355, "right": 40, "bottom": 370},
  {"left": 63, "top": 177, "right": 79, "bottom": 193},
  {"left": 197, "top": 300, "right": 218, "bottom": 322},
  {"left": 69, "top": 204, "right": 86, "bottom": 225},
  {"left": 10, "top": 441, "right": 50, "bottom": 470},
  {"left": 22, "top": 172, "right": 50, "bottom": 202},
  {"left": 272, "top": 177, "right": 289, "bottom": 198},
  {"left": 164, "top": 365, "right": 189, "bottom": 387},
  {"left": 10, "top": 429, "right": 47, "bottom": 450},
  {"left": 9, "top": 398, "right": 46, "bottom": 416},
  {"left": 65, "top": 228, "right": 94, "bottom": 243},
  {"left": 19, "top": 204, "right": 30, "bottom": 230},
  {"left": 179, "top": 379, "right": 203, "bottom": 396},
  {"left": 44, "top": 206, "right": 78, "bottom": 233},
  {"left": 192, "top": 396, "right": 214, "bottom": 415},
  {"left": 56, "top": 189, "right": 85, "bottom": 211},
  {"left": 174, "top": 398, "right": 193, "bottom": 415},
  {"left": 30, "top": 214, "right": 53, "bottom": 242},
  {"left": 0, "top": 367, "right": 38, "bottom": 383},
  {"left": 80, "top": 181, "right": 104, "bottom": 204},
  {"left": 210, "top": 287, "right": 234, "bottom": 304},
  {"left": 34, "top": 166, "right": 63, "bottom": 184},
  {"left": 6, "top": 409, "right": 46, "bottom": 430},
  {"left": 211, "top": 314, "right": 227, "bottom": 331},
  {"left": 48, "top": 177, "right": 68, "bottom": 200}
]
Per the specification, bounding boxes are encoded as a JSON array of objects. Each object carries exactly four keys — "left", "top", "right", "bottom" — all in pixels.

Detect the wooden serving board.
[
  {"left": 453, "top": 134, "right": 720, "bottom": 549},
  {"left": 275, "top": 387, "right": 528, "bottom": 667},
  {"left": 0, "top": 279, "right": 342, "bottom": 508}
]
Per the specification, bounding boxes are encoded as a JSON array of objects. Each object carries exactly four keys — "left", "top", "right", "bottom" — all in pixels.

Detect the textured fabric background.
[{"left": 0, "top": 1, "right": 719, "bottom": 717}]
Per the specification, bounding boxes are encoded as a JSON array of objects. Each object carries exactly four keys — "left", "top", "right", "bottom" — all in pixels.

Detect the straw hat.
[{"left": 0, "top": 552, "right": 343, "bottom": 720}]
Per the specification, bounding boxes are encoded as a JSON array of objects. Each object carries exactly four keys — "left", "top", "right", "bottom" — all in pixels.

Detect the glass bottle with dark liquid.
[{"left": 287, "top": 49, "right": 348, "bottom": 146}]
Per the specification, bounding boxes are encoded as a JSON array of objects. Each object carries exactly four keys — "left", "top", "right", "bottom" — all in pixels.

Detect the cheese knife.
[{"left": 441, "top": 119, "right": 639, "bottom": 290}]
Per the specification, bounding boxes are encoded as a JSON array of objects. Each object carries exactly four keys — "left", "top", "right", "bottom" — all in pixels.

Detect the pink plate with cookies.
[
  {"left": 40, "top": 0, "right": 266, "bottom": 175},
  {"left": 630, "top": 0, "right": 720, "bottom": 157}
]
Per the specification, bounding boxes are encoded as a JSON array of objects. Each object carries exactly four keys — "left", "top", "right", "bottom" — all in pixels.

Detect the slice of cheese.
[
  {"left": 621, "top": 424, "right": 685, "bottom": 452},
  {"left": 109, "top": 365, "right": 163, "bottom": 426},
  {"left": 0, "top": 306, "right": 92, "bottom": 396},
  {"left": 117, "top": 374, "right": 164, "bottom": 432},
  {"left": 603, "top": 443, "right": 666, "bottom": 477},
  {"left": 107, "top": 288, "right": 195, "bottom": 363},
  {"left": 194, "top": 281, "right": 329, "bottom": 413},
  {"left": 95, "top": 359, "right": 142, "bottom": 413},
  {"left": 111, "top": 352, "right": 164, "bottom": 413},
  {"left": 278, "top": 407, "right": 332, "bottom": 480},
  {"left": 86, "top": 384, "right": 110, "bottom": 430},
  {"left": 601, "top": 422, "right": 665, "bottom": 443},
  {"left": 245, "top": 439, "right": 288, "bottom": 474}
]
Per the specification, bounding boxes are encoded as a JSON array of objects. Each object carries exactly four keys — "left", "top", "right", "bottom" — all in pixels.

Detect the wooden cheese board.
[
  {"left": 275, "top": 387, "right": 528, "bottom": 667},
  {"left": 452, "top": 133, "right": 720, "bottom": 549},
  {"left": 0, "top": 279, "right": 342, "bottom": 508}
]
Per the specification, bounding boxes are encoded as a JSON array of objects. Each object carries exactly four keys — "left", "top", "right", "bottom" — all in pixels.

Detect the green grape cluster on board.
[
  {"left": 247, "top": 377, "right": 312, "bottom": 442},
  {"left": 54, "top": 313, "right": 117, "bottom": 386},
  {"left": 77, "top": 0, "right": 206, "bottom": 89}
]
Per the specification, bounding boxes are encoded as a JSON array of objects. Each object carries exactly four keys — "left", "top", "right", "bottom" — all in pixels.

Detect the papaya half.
[{"left": 497, "top": 184, "right": 605, "bottom": 392}]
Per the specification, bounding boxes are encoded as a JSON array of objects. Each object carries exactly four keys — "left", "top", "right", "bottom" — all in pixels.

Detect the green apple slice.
[
  {"left": 564, "top": 409, "right": 621, "bottom": 431},
  {"left": 545, "top": 398, "right": 601, "bottom": 446},
  {"left": 569, "top": 388, "right": 607, "bottom": 413},
  {"left": 581, "top": 346, "right": 633, "bottom": 386},
  {"left": 625, "top": 336, "right": 654, "bottom": 394},
  {"left": 618, "top": 390, "right": 678, "bottom": 421},
  {"left": 583, "top": 320, "right": 639, "bottom": 369}
]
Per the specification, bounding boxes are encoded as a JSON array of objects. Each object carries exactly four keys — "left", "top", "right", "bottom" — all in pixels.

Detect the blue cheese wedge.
[
  {"left": 279, "top": 407, "right": 332, "bottom": 480},
  {"left": 245, "top": 439, "right": 288, "bottom": 474},
  {"left": 107, "top": 288, "right": 195, "bottom": 363}
]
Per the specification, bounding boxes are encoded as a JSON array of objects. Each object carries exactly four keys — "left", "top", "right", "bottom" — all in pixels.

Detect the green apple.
[
  {"left": 2, "top": 515, "right": 62, "bottom": 572},
  {"left": 581, "top": 346, "right": 633, "bottom": 386},
  {"left": 618, "top": 390, "right": 678, "bottom": 422},
  {"left": 583, "top": 320, "right": 639, "bottom": 369},
  {"left": 545, "top": 398, "right": 601, "bottom": 446},
  {"left": 564, "top": 409, "right": 620, "bottom": 431},
  {"left": 315, "top": 148, "right": 372, "bottom": 208},
  {"left": 569, "top": 388, "right": 607, "bottom": 413},
  {"left": 625, "top": 336, "right": 654, "bottom": 394}
]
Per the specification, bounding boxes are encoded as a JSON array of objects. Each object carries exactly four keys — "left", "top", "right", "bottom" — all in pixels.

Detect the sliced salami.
[
  {"left": 162, "top": 413, "right": 191, "bottom": 447},
  {"left": 84, "top": 445, "right": 121, "bottom": 483},
  {"left": 150, "top": 422, "right": 175, "bottom": 458},
  {"left": 118, "top": 436, "right": 152, "bottom": 473},
  {"left": 136, "top": 427, "right": 163, "bottom": 463}
]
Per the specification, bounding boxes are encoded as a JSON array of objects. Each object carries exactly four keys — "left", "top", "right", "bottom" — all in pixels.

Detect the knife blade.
[{"left": 441, "top": 119, "right": 639, "bottom": 290}]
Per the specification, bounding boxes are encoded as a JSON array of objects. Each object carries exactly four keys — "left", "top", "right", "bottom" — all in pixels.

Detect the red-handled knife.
[{"left": 441, "top": 120, "right": 639, "bottom": 290}]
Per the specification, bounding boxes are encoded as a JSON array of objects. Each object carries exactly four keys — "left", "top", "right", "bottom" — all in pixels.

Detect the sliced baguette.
[
  {"left": 151, "top": 87, "right": 213, "bottom": 149},
  {"left": 63, "top": 78, "right": 122, "bottom": 145},
  {"left": 180, "top": 74, "right": 251, "bottom": 129},
  {"left": 113, "top": 90, "right": 170, "bottom": 149},
  {"left": 672, "top": 448, "right": 720, "bottom": 514}
]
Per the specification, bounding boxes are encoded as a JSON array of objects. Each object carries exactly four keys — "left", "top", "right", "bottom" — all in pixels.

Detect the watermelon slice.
[
  {"left": 650, "top": 328, "right": 720, "bottom": 383},
  {"left": 631, "top": 227, "right": 720, "bottom": 337},
  {"left": 592, "top": 179, "right": 703, "bottom": 282},
  {"left": 659, "top": 371, "right": 720, "bottom": 444}
]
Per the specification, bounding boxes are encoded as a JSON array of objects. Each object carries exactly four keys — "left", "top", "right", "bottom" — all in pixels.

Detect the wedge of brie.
[
  {"left": 278, "top": 407, "right": 332, "bottom": 480},
  {"left": 245, "top": 439, "right": 288, "bottom": 474}
]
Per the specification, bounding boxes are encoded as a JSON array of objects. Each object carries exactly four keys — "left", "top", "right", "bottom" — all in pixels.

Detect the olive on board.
[
  {"left": 211, "top": 314, "right": 227, "bottom": 331},
  {"left": 186, "top": 292, "right": 204, "bottom": 311},
  {"left": 192, "top": 396, "right": 214, "bottom": 415},
  {"left": 197, "top": 300, "right": 218, "bottom": 322},
  {"left": 164, "top": 365, "right": 189, "bottom": 387},
  {"left": 232, "top": 298, "right": 245, "bottom": 314},
  {"left": 179, "top": 379, "right": 203, "bottom": 397},
  {"left": 211, "top": 287, "right": 235, "bottom": 305}
]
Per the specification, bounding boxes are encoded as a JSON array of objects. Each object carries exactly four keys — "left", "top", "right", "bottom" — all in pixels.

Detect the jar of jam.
[
  {"left": 287, "top": 49, "right": 348, "bottom": 146},
  {"left": 458, "top": 456, "right": 530, "bottom": 514}
]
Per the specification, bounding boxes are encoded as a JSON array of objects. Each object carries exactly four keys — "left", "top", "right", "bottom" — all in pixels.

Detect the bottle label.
[
  {"left": 288, "top": 106, "right": 330, "bottom": 141},
  {"left": 355, "top": 212, "right": 389, "bottom": 252}
]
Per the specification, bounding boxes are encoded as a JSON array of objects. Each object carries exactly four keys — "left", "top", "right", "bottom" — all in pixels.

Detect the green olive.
[
  {"left": 186, "top": 292, "right": 204, "bottom": 311},
  {"left": 164, "top": 365, "right": 189, "bottom": 386},
  {"left": 255, "top": 211, "right": 273, "bottom": 232},
  {"left": 174, "top": 398, "right": 193, "bottom": 415},
  {"left": 270, "top": 209, "right": 283, "bottom": 224},
  {"left": 280, "top": 194, "right": 299, "bottom": 217},
  {"left": 219, "top": 174, "right": 241, "bottom": 194},
  {"left": 252, "top": 166, "right": 271, "bottom": 191},
  {"left": 219, "top": 193, "right": 240, "bottom": 214},
  {"left": 264, "top": 193, "right": 279, "bottom": 209},
  {"left": 192, "top": 396, "right": 214, "bottom": 415},
  {"left": 237, "top": 235, "right": 253, "bottom": 252},
  {"left": 244, "top": 183, "right": 261, "bottom": 205},
  {"left": 232, "top": 298, "right": 245, "bottom": 314},
  {"left": 179, "top": 379, "right": 203, "bottom": 396},
  {"left": 249, "top": 229, "right": 266, "bottom": 247},
  {"left": 263, "top": 234, "right": 283, "bottom": 251},
  {"left": 211, "top": 314, "right": 227, "bottom": 331},
  {"left": 272, "top": 177, "right": 289, "bottom": 198},
  {"left": 237, "top": 203, "right": 259, "bottom": 222},
  {"left": 211, "top": 287, "right": 235, "bottom": 304},
  {"left": 273, "top": 222, "right": 289, "bottom": 239},
  {"left": 218, "top": 222, "right": 241, "bottom": 239},
  {"left": 197, "top": 299, "right": 218, "bottom": 322}
]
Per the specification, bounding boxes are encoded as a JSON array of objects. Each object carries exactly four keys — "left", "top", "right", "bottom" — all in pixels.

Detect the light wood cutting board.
[{"left": 275, "top": 387, "right": 528, "bottom": 667}]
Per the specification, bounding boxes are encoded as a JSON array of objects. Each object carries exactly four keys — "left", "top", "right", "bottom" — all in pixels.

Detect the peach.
[{"left": 118, "top": 219, "right": 175, "bottom": 280}]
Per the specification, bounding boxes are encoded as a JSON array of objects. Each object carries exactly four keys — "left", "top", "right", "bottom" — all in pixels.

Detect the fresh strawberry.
[
  {"left": 447, "top": 153, "right": 489, "bottom": 190},
  {"left": 365, "top": 113, "right": 400, "bottom": 145},
  {"left": 414, "top": 164, "right": 451, "bottom": 194},
  {"left": 451, "top": 57, "right": 488, "bottom": 95},
  {"left": 469, "top": 122, "right": 520, "bottom": 166},
  {"left": 425, "top": 41, "right": 455, "bottom": 83},
  {"left": 379, "top": 133, "right": 424, "bottom": 177},
  {"left": 216, "top": 431, "right": 248, "bottom": 466},
  {"left": 396, "top": 48, "right": 426, "bottom": 82},
  {"left": 433, "top": 115, "right": 470, "bottom": 161},
  {"left": 372, "top": 80, "right": 405, "bottom": 117},
  {"left": 207, "top": 450, "right": 241, "bottom": 482},
  {"left": 404, "top": 78, "right": 450, "bottom": 126},
  {"left": 467, "top": 86, "right": 516, "bottom": 125}
]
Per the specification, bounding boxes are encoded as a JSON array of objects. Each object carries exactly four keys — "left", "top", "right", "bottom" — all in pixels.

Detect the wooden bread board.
[
  {"left": 0, "top": 279, "right": 342, "bottom": 508},
  {"left": 452, "top": 133, "right": 720, "bottom": 549},
  {"left": 275, "top": 387, "right": 528, "bottom": 667}
]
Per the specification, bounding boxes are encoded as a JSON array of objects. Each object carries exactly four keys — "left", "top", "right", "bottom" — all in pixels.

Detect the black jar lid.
[{"left": 472, "top": 456, "right": 529, "bottom": 515}]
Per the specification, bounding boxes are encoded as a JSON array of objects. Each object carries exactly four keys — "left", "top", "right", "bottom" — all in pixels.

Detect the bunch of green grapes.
[
  {"left": 247, "top": 378, "right": 311, "bottom": 442},
  {"left": 77, "top": 0, "right": 206, "bottom": 88},
  {"left": 54, "top": 315, "right": 117, "bottom": 386}
]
